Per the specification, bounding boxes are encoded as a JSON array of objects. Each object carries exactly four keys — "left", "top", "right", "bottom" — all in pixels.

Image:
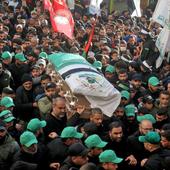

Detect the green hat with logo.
[
  {"left": 39, "top": 52, "right": 48, "bottom": 59},
  {"left": 105, "top": 65, "right": 115, "bottom": 73},
  {"left": 139, "top": 131, "right": 160, "bottom": 144},
  {"left": 148, "top": 76, "right": 159, "bottom": 86},
  {"left": 27, "top": 118, "right": 46, "bottom": 133},
  {"left": 0, "top": 110, "right": 15, "bottom": 123},
  {"left": 85, "top": 134, "right": 108, "bottom": 149},
  {"left": 1, "top": 51, "right": 12, "bottom": 59},
  {"left": 60, "top": 126, "right": 83, "bottom": 139},
  {"left": 99, "top": 150, "right": 123, "bottom": 164},
  {"left": 1, "top": 96, "right": 15, "bottom": 108},
  {"left": 93, "top": 60, "right": 102, "bottom": 70},
  {"left": 15, "top": 53, "right": 27, "bottom": 62},
  {"left": 137, "top": 114, "right": 156, "bottom": 124},
  {"left": 125, "top": 104, "right": 135, "bottom": 117},
  {"left": 121, "top": 90, "right": 130, "bottom": 100},
  {"left": 20, "top": 131, "right": 38, "bottom": 147}
]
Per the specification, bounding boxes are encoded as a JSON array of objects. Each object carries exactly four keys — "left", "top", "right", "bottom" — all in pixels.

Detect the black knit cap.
[{"left": 21, "top": 74, "right": 32, "bottom": 84}]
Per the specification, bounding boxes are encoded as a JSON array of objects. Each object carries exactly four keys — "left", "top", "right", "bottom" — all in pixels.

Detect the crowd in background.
[{"left": 0, "top": 0, "right": 170, "bottom": 170}]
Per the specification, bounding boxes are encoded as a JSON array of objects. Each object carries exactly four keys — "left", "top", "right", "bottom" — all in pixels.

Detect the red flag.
[
  {"left": 49, "top": 0, "right": 74, "bottom": 39},
  {"left": 84, "top": 24, "right": 95, "bottom": 53},
  {"left": 43, "top": 0, "right": 52, "bottom": 10}
]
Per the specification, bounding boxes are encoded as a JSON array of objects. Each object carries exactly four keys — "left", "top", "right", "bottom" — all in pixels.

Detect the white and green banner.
[{"left": 48, "top": 53, "right": 121, "bottom": 117}]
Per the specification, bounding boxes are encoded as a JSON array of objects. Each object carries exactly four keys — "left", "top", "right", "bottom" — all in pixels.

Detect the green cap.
[
  {"left": 125, "top": 104, "right": 135, "bottom": 117},
  {"left": 1, "top": 51, "right": 12, "bottom": 59},
  {"left": 121, "top": 90, "right": 130, "bottom": 100},
  {"left": 148, "top": 76, "right": 159, "bottom": 86},
  {"left": 137, "top": 114, "right": 156, "bottom": 124},
  {"left": 39, "top": 52, "right": 48, "bottom": 59},
  {"left": 0, "top": 110, "right": 15, "bottom": 123},
  {"left": 20, "top": 131, "right": 38, "bottom": 147},
  {"left": 93, "top": 61, "right": 102, "bottom": 70},
  {"left": 1, "top": 96, "right": 15, "bottom": 108},
  {"left": 85, "top": 134, "right": 108, "bottom": 149},
  {"left": 15, "top": 53, "right": 27, "bottom": 62},
  {"left": 105, "top": 65, "right": 115, "bottom": 73},
  {"left": 99, "top": 150, "right": 123, "bottom": 164},
  {"left": 139, "top": 131, "right": 160, "bottom": 144},
  {"left": 27, "top": 118, "right": 46, "bottom": 132},
  {"left": 60, "top": 126, "right": 83, "bottom": 139}
]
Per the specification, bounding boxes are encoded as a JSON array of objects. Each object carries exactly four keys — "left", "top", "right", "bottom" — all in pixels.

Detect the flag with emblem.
[
  {"left": 48, "top": 0, "right": 74, "bottom": 39},
  {"left": 48, "top": 52, "right": 121, "bottom": 117},
  {"left": 89, "top": 0, "right": 103, "bottom": 15}
]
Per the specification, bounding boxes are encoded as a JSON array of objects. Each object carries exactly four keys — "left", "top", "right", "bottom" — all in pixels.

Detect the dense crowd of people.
[{"left": 0, "top": 0, "right": 170, "bottom": 170}]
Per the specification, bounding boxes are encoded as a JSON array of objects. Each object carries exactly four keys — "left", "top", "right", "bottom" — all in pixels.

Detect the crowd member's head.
[
  {"left": 1, "top": 51, "right": 13, "bottom": 65},
  {"left": 90, "top": 108, "right": 103, "bottom": 127},
  {"left": 117, "top": 69, "right": 128, "bottom": 82},
  {"left": 21, "top": 74, "right": 33, "bottom": 91},
  {"left": 60, "top": 126, "right": 83, "bottom": 146},
  {"left": 44, "top": 82, "right": 57, "bottom": 99},
  {"left": 109, "top": 121, "right": 123, "bottom": 142},
  {"left": 124, "top": 104, "right": 136, "bottom": 123},
  {"left": 148, "top": 76, "right": 160, "bottom": 92},
  {"left": 99, "top": 150, "right": 123, "bottom": 170},
  {"left": 20, "top": 131, "right": 38, "bottom": 155},
  {"left": 113, "top": 105, "right": 125, "bottom": 120},
  {"left": 142, "top": 95, "right": 154, "bottom": 111},
  {"left": 40, "top": 74, "right": 51, "bottom": 89},
  {"left": 160, "top": 130, "right": 170, "bottom": 149},
  {"left": 0, "top": 110, "right": 15, "bottom": 129},
  {"left": 68, "top": 143, "right": 89, "bottom": 166},
  {"left": 139, "top": 119, "right": 153, "bottom": 135},
  {"left": 130, "top": 73, "right": 142, "bottom": 89},
  {"left": 85, "top": 134, "right": 107, "bottom": 157},
  {"left": 139, "top": 131, "right": 161, "bottom": 152},
  {"left": 31, "top": 65, "right": 41, "bottom": 78},
  {"left": 158, "top": 90, "right": 170, "bottom": 108},
  {"left": 52, "top": 97, "right": 66, "bottom": 118},
  {"left": 27, "top": 118, "right": 46, "bottom": 138},
  {"left": 120, "top": 90, "right": 130, "bottom": 106},
  {"left": 15, "top": 53, "right": 27, "bottom": 66},
  {"left": 0, "top": 96, "right": 15, "bottom": 111},
  {"left": 1, "top": 87, "right": 15, "bottom": 99}
]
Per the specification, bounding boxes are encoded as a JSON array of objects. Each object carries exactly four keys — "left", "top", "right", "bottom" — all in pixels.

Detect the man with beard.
[
  {"left": 44, "top": 97, "right": 67, "bottom": 141},
  {"left": 130, "top": 73, "right": 145, "bottom": 106},
  {"left": 38, "top": 82, "right": 57, "bottom": 119},
  {"left": 105, "top": 121, "right": 137, "bottom": 170},
  {"left": 115, "top": 69, "right": 130, "bottom": 92},
  {"left": 0, "top": 121, "right": 20, "bottom": 170}
]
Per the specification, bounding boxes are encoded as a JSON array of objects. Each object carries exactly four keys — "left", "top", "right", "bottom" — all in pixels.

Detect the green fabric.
[
  {"left": 148, "top": 76, "right": 159, "bottom": 86},
  {"left": 99, "top": 150, "right": 123, "bottom": 164},
  {"left": 0, "top": 110, "right": 15, "bottom": 123},
  {"left": 125, "top": 104, "right": 135, "bottom": 117},
  {"left": 121, "top": 90, "right": 130, "bottom": 100},
  {"left": 27, "top": 118, "right": 46, "bottom": 132},
  {"left": 137, "top": 114, "right": 156, "bottom": 124},
  {"left": 20, "top": 131, "right": 38, "bottom": 147},
  {"left": 60, "top": 126, "right": 83, "bottom": 139},
  {"left": 139, "top": 131, "right": 160, "bottom": 144},
  {"left": 1, "top": 51, "right": 12, "bottom": 59},
  {"left": 48, "top": 53, "right": 91, "bottom": 71},
  {"left": 1, "top": 96, "right": 15, "bottom": 108},
  {"left": 85, "top": 134, "right": 107, "bottom": 149},
  {"left": 15, "top": 53, "right": 26, "bottom": 62}
]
